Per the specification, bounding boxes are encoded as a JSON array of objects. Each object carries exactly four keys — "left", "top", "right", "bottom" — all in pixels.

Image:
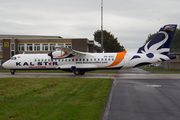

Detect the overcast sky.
[{"left": 0, "top": 0, "right": 180, "bottom": 51}]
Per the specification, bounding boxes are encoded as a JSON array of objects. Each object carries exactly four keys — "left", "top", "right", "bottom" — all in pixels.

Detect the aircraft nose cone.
[
  {"left": 2, "top": 62, "right": 7, "bottom": 68},
  {"left": 2, "top": 61, "right": 9, "bottom": 69}
]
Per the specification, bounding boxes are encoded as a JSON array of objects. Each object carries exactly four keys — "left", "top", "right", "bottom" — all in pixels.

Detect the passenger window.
[{"left": 119, "top": 58, "right": 121, "bottom": 61}]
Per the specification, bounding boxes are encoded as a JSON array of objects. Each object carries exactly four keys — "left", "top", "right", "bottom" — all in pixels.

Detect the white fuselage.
[
  {"left": 2, "top": 24, "right": 177, "bottom": 75},
  {"left": 2, "top": 51, "right": 165, "bottom": 72}
]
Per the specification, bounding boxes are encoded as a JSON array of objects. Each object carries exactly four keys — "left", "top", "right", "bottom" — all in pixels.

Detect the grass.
[
  {"left": 0, "top": 78, "right": 112, "bottom": 120},
  {"left": 139, "top": 66, "right": 180, "bottom": 74}
]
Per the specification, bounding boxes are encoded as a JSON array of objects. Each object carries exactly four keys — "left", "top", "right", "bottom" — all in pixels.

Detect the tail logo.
[{"left": 130, "top": 24, "right": 177, "bottom": 68}]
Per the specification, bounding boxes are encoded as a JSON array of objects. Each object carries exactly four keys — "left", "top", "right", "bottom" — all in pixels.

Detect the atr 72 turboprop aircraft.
[{"left": 2, "top": 24, "right": 178, "bottom": 75}]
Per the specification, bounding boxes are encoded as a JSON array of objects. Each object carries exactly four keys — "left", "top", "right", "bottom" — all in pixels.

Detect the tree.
[
  {"left": 94, "top": 30, "right": 125, "bottom": 52},
  {"left": 171, "top": 28, "right": 180, "bottom": 50}
]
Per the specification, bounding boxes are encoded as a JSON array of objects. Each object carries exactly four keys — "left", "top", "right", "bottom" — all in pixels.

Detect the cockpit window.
[{"left": 11, "top": 56, "right": 16, "bottom": 60}]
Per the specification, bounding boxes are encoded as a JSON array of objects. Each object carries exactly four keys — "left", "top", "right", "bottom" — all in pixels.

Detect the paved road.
[
  {"left": 102, "top": 79, "right": 180, "bottom": 120},
  {"left": 1, "top": 68, "right": 180, "bottom": 79}
]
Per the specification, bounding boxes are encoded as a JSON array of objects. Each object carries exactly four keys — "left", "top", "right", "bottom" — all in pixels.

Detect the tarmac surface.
[
  {"left": 101, "top": 68, "right": 180, "bottom": 120},
  {"left": 1, "top": 68, "right": 180, "bottom": 79},
  {"left": 1, "top": 68, "right": 180, "bottom": 120},
  {"left": 102, "top": 79, "right": 180, "bottom": 120}
]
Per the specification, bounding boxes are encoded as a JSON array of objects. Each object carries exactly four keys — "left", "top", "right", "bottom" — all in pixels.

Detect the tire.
[
  {"left": 80, "top": 71, "right": 85, "bottom": 75},
  {"left": 74, "top": 70, "right": 80, "bottom": 75},
  {"left": 10, "top": 70, "right": 15, "bottom": 75}
]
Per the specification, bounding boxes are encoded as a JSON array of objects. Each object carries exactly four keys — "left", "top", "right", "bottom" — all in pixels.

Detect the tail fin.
[{"left": 137, "top": 24, "right": 177, "bottom": 60}]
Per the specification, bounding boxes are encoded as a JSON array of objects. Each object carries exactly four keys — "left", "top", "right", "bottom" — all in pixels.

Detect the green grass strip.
[{"left": 0, "top": 78, "right": 112, "bottom": 120}]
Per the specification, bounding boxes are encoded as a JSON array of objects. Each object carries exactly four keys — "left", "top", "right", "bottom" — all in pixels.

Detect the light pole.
[{"left": 101, "top": 0, "right": 103, "bottom": 52}]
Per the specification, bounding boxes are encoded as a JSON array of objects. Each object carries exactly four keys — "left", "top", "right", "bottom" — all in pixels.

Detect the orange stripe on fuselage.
[{"left": 106, "top": 51, "right": 127, "bottom": 67}]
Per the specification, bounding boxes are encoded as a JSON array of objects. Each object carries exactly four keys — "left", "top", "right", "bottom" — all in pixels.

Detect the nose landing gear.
[{"left": 10, "top": 69, "right": 16, "bottom": 75}]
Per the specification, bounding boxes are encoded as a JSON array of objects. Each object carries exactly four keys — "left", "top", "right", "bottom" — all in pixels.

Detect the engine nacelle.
[{"left": 48, "top": 50, "right": 66, "bottom": 58}]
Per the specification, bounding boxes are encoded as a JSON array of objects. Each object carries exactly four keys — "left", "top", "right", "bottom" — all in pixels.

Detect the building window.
[
  {"left": 27, "top": 44, "right": 33, "bottom": 51},
  {"left": 11, "top": 43, "right": 15, "bottom": 57},
  {"left": 19, "top": 44, "right": 25, "bottom": 51},
  {"left": 56, "top": 43, "right": 64, "bottom": 51},
  {"left": 34, "top": 44, "right": 40, "bottom": 51},
  {"left": 50, "top": 44, "right": 56, "bottom": 51},
  {"left": 58, "top": 43, "right": 64, "bottom": 47},
  {"left": 0, "top": 44, "right": 3, "bottom": 51},
  {"left": 42, "top": 44, "right": 48, "bottom": 51},
  {"left": 65, "top": 43, "right": 72, "bottom": 48}
]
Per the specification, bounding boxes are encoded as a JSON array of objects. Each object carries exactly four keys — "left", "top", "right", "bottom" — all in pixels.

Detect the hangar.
[{"left": 0, "top": 35, "right": 101, "bottom": 68}]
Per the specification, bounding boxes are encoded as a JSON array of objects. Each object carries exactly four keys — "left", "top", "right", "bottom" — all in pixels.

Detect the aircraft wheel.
[
  {"left": 10, "top": 70, "right": 15, "bottom": 75},
  {"left": 80, "top": 71, "right": 85, "bottom": 75},
  {"left": 74, "top": 70, "right": 80, "bottom": 75}
]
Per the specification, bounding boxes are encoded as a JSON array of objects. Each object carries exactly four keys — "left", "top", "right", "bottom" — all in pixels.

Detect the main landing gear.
[
  {"left": 71, "top": 66, "right": 85, "bottom": 75},
  {"left": 10, "top": 69, "right": 16, "bottom": 75},
  {"left": 74, "top": 70, "right": 85, "bottom": 75}
]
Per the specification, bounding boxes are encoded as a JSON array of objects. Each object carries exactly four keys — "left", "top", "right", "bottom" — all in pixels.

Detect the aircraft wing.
[{"left": 55, "top": 46, "right": 86, "bottom": 56}]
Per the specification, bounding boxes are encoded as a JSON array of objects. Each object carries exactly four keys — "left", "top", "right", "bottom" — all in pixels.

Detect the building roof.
[{"left": 0, "top": 34, "right": 62, "bottom": 39}]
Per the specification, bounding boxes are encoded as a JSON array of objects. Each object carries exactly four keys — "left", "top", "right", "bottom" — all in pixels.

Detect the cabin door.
[
  {"left": 125, "top": 54, "right": 130, "bottom": 66},
  {"left": 34, "top": 58, "right": 38, "bottom": 66}
]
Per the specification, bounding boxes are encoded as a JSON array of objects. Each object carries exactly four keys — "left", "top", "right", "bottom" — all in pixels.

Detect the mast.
[{"left": 101, "top": 0, "right": 103, "bottom": 52}]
